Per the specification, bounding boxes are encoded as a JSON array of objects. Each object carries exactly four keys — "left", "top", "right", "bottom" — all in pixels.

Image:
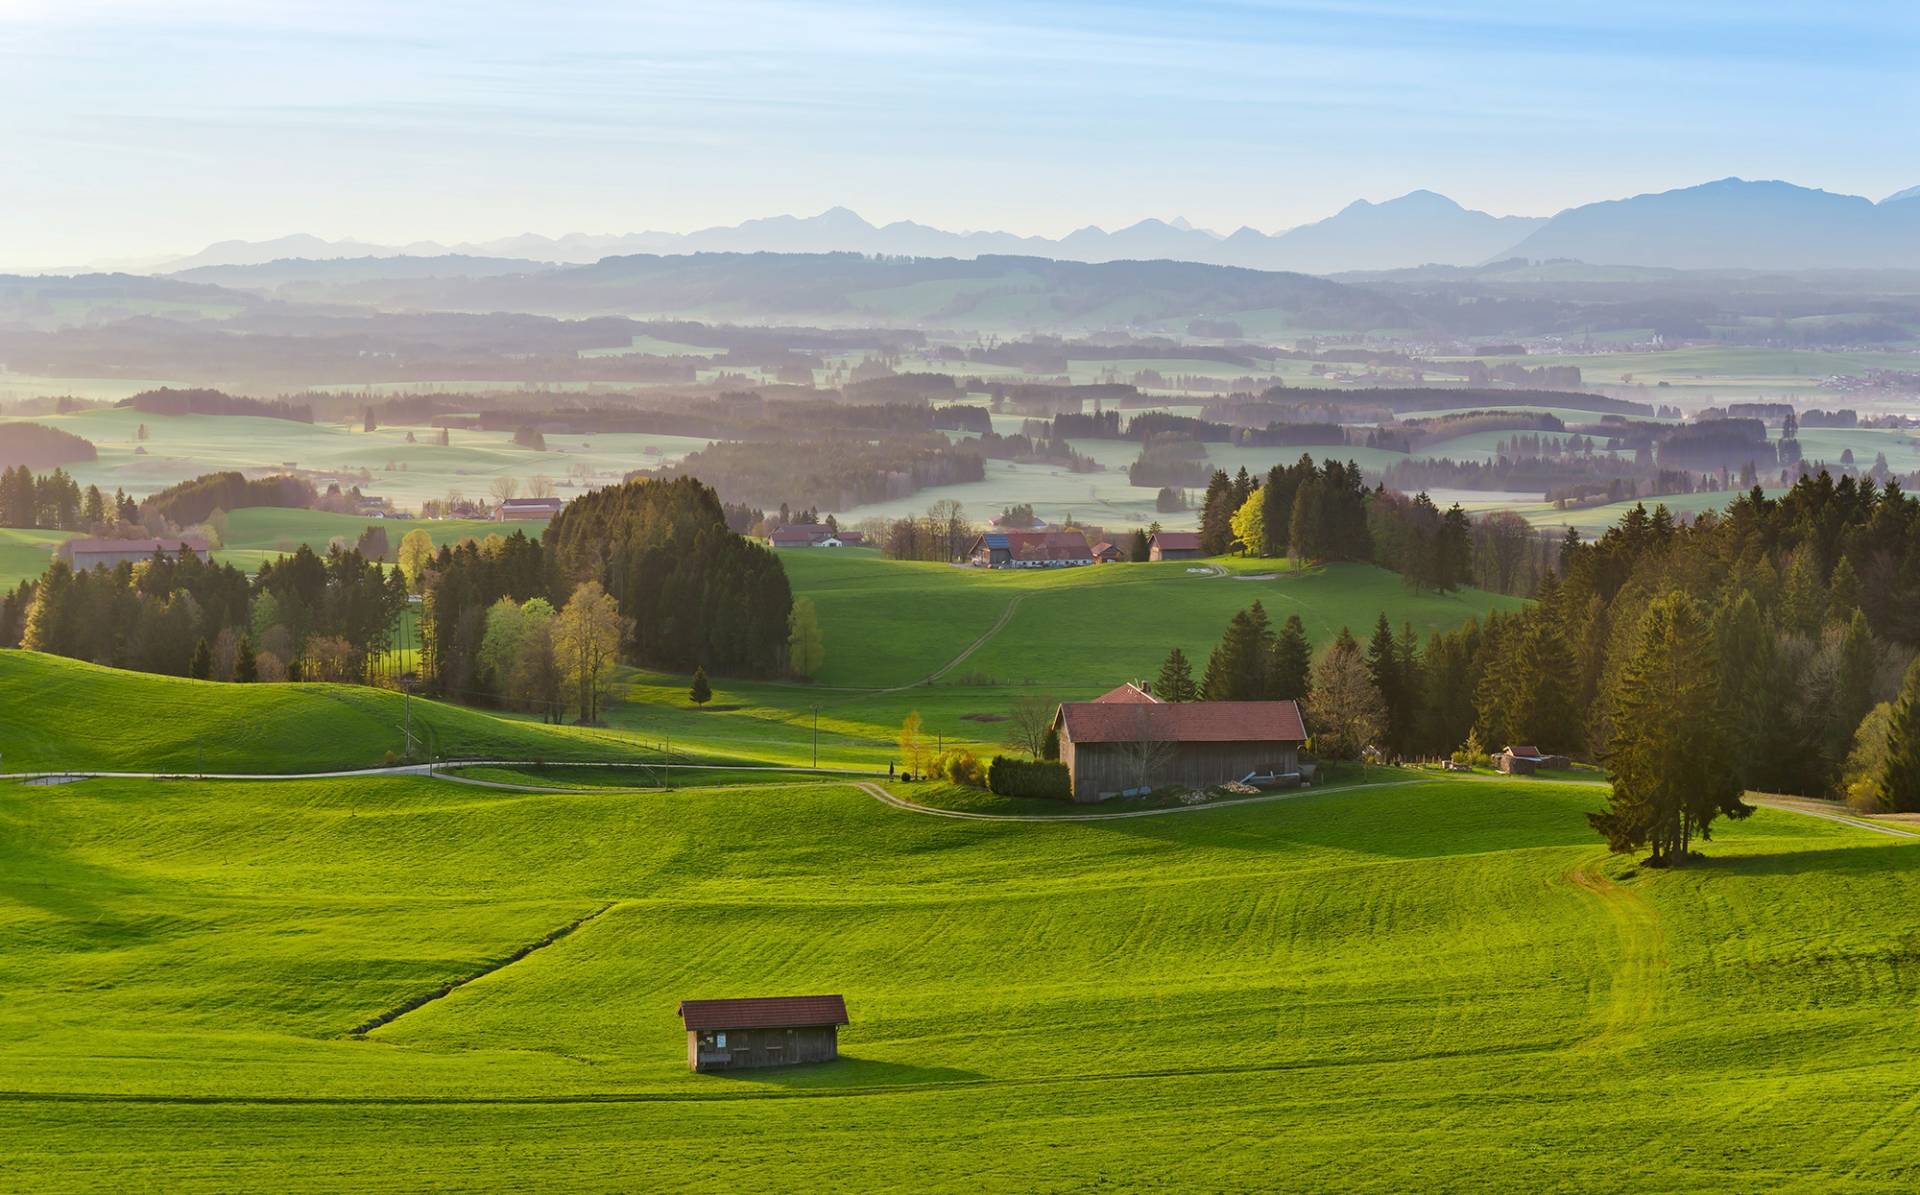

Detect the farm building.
[
  {"left": 60, "top": 536, "right": 208, "bottom": 571},
  {"left": 678, "top": 995, "right": 849, "bottom": 1072},
  {"left": 1052, "top": 685, "right": 1307, "bottom": 802},
  {"left": 495, "top": 496, "right": 565, "bottom": 522},
  {"left": 768, "top": 524, "right": 863, "bottom": 548},
  {"left": 967, "top": 529, "right": 1095, "bottom": 568},
  {"left": 1089, "top": 540, "right": 1126, "bottom": 564},
  {"left": 1495, "top": 746, "right": 1571, "bottom": 775},
  {"left": 1149, "top": 531, "right": 1203, "bottom": 561}
]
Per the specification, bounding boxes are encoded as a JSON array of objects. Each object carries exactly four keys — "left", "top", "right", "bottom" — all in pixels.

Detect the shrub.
[
  {"left": 988, "top": 755, "right": 1071, "bottom": 800},
  {"left": 934, "top": 748, "right": 987, "bottom": 788}
]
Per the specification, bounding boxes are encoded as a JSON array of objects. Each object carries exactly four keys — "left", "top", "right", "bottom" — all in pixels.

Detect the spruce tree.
[
  {"left": 1155, "top": 647, "right": 1198, "bottom": 703},
  {"left": 1129, "top": 528, "right": 1151, "bottom": 562},
  {"left": 189, "top": 637, "right": 212, "bottom": 681},
  {"left": 1267, "top": 615, "right": 1312, "bottom": 703},
  {"left": 1199, "top": 470, "right": 1233, "bottom": 556},
  {"left": 1877, "top": 657, "right": 1920, "bottom": 813},
  {"left": 235, "top": 635, "right": 257, "bottom": 683},
  {"left": 1826, "top": 610, "right": 1878, "bottom": 783},
  {"left": 1591, "top": 592, "right": 1745, "bottom": 865},
  {"left": 689, "top": 666, "right": 712, "bottom": 707},
  {"left": 1365, "top": 614, "right": 1402, "bottom": 753}
]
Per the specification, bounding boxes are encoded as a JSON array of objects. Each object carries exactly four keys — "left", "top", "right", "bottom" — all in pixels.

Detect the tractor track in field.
[
  {"left": 0, "top": 1038, "right": 1572, "bottom": 1108},
  {"left": 345, "top": 902, "right": 618, "bottom": 1038},
  {"left": 1564, "top": 857, "right": 1666, "bottom": 1052}
]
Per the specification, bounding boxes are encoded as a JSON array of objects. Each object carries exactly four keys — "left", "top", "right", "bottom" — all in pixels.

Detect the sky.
[{"left": 3, "top": 0, "right": 1917, "bottom": 267}]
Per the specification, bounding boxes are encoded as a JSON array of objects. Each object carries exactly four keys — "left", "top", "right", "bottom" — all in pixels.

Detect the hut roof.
[{"left": 678, "top": 995, "right": 849, "bottom": 1031}]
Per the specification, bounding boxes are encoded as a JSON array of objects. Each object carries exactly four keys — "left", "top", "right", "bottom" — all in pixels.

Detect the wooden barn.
[
  {"left": 1052, "top": 686, "right": 1307, "bottom": 802},
  {"left": 1148, "top": 531, "right": 1203, "bottom": 561},
  {"left": 678, "top": 995, "right": 849, "bottom": 1072}
]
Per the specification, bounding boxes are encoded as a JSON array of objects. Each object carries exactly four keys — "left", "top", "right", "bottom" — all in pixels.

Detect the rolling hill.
[{"left": 3, "top": 766, "right": 1916, "bottom": 1188}]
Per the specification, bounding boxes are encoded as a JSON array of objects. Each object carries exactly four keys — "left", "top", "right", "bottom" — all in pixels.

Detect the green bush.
[
  {"left": 935, "top": 748, "right": 988, "bottom": 788},
  {"left": 988, "top": 755, "right": 1071, "bottom": 800}
]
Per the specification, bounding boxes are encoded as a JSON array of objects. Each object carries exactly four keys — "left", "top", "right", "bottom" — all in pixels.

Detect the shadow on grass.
[
  {"left": 1686, "top": 841, "right": 1920, "bottom": 878},
  {"left": 701, "top": 1057, "right": 988, "bottom": 1089}
]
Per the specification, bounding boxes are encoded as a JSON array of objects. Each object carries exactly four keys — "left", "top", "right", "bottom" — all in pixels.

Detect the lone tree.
[
  {"left": 396, "top": 528, "right": 436, "bottom": 592},
  {"left": 898, "top": 710, "right": 929, "bottom": 776},
  {"left": 1590, "top": 592, "right": 1749, "bottom": 866},
  {"left": 1876, "top": 656, "right": 1920, "bottom": 812},
  {"left": 787, "top": 596, "right": 825, "bottom": 679},
  {"left": 1155, "top": 647, "right": 1197, "bottom": 702},
  {"left": 1007, "top": 694, "right": 1058, "bottom": 759},
  {"left": 689, "top": 666, "right": 712, "bottom": 708}
]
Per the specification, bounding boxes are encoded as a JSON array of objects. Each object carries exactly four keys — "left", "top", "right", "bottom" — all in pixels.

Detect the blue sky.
[{"left": 3, "top": 0, "right": 1916, "bottom": 265}]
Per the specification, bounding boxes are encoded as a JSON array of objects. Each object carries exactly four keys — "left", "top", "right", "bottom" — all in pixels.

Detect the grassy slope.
[
  {"left": 603, "top": 550, "right": 1526, "bottom": 767},
  {"left": 0, "top": 526, "right": 71, "bottom": 591},
  {"left": 2, "top": 773, "right": 1916, "bottom": 1189},
  {"left": 0, "top": 653, "right": 662, "bottom": 772}
]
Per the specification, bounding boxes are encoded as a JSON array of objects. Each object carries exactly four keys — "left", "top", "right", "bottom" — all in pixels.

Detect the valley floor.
[{"left": 3, "top": 770, "right": 1917, "bottom": 1190}]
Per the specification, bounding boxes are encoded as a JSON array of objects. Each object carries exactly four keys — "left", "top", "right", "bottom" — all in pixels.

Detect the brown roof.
[
  {"left": 1504, "top": 745, "right": 1543, "bottom": 759},
  {"left": 65, "top": 536, "right": 209, "bottom": 555},
  {"left": 1151, "top": 531, "right": 1202, "bottom": 551},
  {"left": 1092, "top": 682, "right": 1160, "bottom": 704},
  {"left": 1005, "top": 529, "right": 1092, "bottom": 561},
  {"left": 1058, "top": 699, "right": 1306, "bottom": 744},
  {"left": 678, "top": 995, "right": 849, "bottom": 1031}
]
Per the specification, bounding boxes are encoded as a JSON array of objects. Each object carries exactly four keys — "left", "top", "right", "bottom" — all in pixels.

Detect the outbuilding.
[
  {"left": 1052, "top": 685, "right": 1307, "bottom": 802},
  {"left": 678, "top": 995, "right": 849, "bottom": 1072},
  {"left": 1148, "top": 530, "right": 1203, "bottom": 561},
  {"left": 60, "top": 536, "right": 209, "bottom": 571}
]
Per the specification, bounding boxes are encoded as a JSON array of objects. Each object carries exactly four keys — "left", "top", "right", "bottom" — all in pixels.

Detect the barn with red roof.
[
  {"left": 677, "top": 995, "right": 850, "bottom": 1072},
  {"left": 1052, "top": 684, "right": 1307, "bottom": 802}
]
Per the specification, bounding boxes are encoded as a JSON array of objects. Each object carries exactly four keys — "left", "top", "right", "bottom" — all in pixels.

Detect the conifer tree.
[
  {"left": 689, "top": 666, "right": 712, "bottom": 707},
  {"left": 1365, "top": 614, "right": 1403, "bottom": 752},
  {"left": 1876, "top": 657, "right": 1920, "bottom": 812},
  {"left": 1267, "top": 614, "right": 1313, "bottom": 703},
  {"left": 1591, "top": 592, "right": 1746, "bottom": 865},
  {"left": 189, "top": 637, "right": 212, "bottom": 681},
  {"left": 234, "top": 635, "right": 257, "bottom": 683},
  {"left": 1155, "top": 647, "right": 1198, "bottom": 703},
  {"left": 1198, "top": 470, "right": 1234, "bottom": 556}
]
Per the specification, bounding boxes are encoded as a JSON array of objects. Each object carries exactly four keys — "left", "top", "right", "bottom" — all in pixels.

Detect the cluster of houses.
[
  {"left": 962, "top": 527, "right": 1205, "bottom": 568},
  {"left": 766, "top": 523, "right": 866, "bottom": 548}
]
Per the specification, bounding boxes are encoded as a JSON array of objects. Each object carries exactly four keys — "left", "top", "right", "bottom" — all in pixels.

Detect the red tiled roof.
[
  {"left": 1151, "top": 531, "right": 1202, "bottom": 551},
  {"left": 1092, "top": 683, "right": 1160, "bottom": 704},
  {"left": 1058, "top": 699, "right": 1306, "bottom": 744},
  {"left": 678, "top": 995, "right": 849, "bottom": 1031},
  {"left": 1004, "top": 529, "right": 1091, "bottom": 561}
]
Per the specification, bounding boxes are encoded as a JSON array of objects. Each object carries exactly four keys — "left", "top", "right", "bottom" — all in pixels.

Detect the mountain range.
[{"left": 93, "top": 178, "right": 1920, "bottom": 278}]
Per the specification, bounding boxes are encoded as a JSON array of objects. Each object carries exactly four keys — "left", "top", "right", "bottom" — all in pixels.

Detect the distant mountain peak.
[{"left": 1884, "top": 185, "right": 1920, "bottom": 205}]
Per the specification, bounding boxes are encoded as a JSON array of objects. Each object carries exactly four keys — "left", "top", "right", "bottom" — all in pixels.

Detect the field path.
[{"left": 1565, "top": 858, "right": 1666, "bottom": 1052}]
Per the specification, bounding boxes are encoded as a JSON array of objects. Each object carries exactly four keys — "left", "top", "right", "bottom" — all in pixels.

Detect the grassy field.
[
  {"left": 594, "top": 550, "right": 1526, "bottom": 768},
  {"left": 0, "top": 526, "right": 71, "bottom": 591},
  {"left": 0, "top": 407, "right": 709, "bottom": 507},
  {"left": 3, "top": 767, "right": 1917, "bottom": 1189},
  {"left": 0, "top": 653, "right": 667, "bottom": 773}
]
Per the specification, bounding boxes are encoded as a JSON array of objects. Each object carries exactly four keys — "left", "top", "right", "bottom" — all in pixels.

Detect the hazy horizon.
[{"left": 4, "top": 0, "right": 1916, "bottom": 267}]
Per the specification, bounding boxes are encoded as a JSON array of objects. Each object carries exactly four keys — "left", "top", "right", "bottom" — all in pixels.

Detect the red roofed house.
[
  {"left": 60, "top": 536, "right": 209, "bottom": 571},
  {"left": 1089, "top": 540, "right": 1125, "bottom": 564},
  {"left": 1052, "top": 684, "right": 1307, "bottom": 802},
  {"left": 677, "top": 995, "right": 850, "bottom": 1072},
  {"left": 1148, "top": 531, "right": 1203, "bottom": 561},
  {"left": 967, "top": 529, "right": 1095, "bottom": 568}
]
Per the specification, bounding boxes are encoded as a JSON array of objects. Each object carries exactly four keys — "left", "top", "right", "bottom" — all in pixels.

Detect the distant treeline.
[
  {"left": 142, "top": 471, "right": 318, "bottom": 527},
  {"left": 637, "top": 435, "right": 985, "bottom": 513},
  {"left": 121, "top": 388, "right": 313, "bottom": 422},
  {"left": 0, "top": 422, "right": 97, "bottom": 470}
]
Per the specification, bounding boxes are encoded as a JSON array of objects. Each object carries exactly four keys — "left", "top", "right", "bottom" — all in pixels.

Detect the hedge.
[{"left": 988, "top": 756, "right": 1071, "bottom": 800}]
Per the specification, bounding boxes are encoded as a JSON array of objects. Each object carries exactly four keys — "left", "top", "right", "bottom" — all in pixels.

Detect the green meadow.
[{"left": 3, "top": 763, "right": 1917, "bottom": 1189}]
